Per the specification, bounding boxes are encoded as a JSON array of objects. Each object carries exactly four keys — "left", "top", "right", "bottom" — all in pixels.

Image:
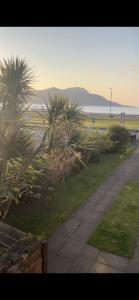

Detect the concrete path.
[{"left": 48, "top": 147, "right": 139, "bottom": 273}]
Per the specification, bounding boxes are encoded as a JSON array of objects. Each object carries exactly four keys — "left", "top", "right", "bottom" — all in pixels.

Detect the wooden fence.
[{"left": 0, "top": 221, "right": 47, "bottom": 273}]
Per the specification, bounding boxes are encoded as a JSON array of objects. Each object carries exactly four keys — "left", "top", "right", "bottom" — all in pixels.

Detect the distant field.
[
  {"left": 23, "top": 111, "right": 139, "bottom": 130},
  {"left": 83, "top": 115, "right": 139, "bottom": 130}
]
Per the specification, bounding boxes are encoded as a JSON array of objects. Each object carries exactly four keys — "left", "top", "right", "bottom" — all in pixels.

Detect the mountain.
[{"left": 28, "top": 87, "right": 124, "bottom": 106}]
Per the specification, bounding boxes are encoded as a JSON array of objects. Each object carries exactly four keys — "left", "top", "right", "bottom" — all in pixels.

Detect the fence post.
[{"left": 41, "top": 240, "right": 47, "bottom": 273}]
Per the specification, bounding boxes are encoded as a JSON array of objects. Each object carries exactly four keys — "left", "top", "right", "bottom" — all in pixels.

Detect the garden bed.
[{"left": 6, "top": 145, "right": 135, "bottom": 240}]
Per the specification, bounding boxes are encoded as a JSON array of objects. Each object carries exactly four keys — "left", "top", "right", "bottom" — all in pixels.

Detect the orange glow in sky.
[{"left": 0, "top": 27, "right": 139, "bottom": 106}]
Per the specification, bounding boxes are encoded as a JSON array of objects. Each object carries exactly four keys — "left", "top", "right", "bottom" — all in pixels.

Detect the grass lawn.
[
  {"left": 83, "top": 116, "right": 139, "bottom": 130},
  {"left": 88, "top": 181, "right": 139, "bottom": 258},
  {"left": 24, "top": 112, "right": 139, "bottom": 130},
  {"left": 6, "top": 145, "right": 135, "bottom": 241}
]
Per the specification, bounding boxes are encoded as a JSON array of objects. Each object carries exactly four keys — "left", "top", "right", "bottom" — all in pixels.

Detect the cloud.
[
  {"left": 127, "top": 64, "right": 136, "bottom": 68},
  {"left": 118, "top": 71, "right": 127, "bottom": 75}
]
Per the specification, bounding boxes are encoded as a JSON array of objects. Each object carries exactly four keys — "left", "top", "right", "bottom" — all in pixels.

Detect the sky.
[{"left": 0, "top": 27, "right": 139, "bottom": 106}]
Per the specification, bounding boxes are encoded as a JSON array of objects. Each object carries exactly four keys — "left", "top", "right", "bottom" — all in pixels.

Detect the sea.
[{"left": 30, "top": 104, "right": 139, "bottom": 116}]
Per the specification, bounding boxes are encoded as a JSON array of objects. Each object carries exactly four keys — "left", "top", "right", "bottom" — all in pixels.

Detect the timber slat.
[
  {"left": 0, "top": 221, "right": 26, "bottom": 241},
  {"left": 0, "top": 231, "right": 17, "bottom": 248}
]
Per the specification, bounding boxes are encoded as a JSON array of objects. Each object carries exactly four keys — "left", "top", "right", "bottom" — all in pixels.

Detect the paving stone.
[
  {"left": 48, "top": 249, "right": 57, "bottom": 259},
  {"left": 89, "top": 262, "right": 121, "bottom": 273},
  {"left": 70, "top": 221, "right": 93, "bottom": 242},
  {"left": 59, "top": 238, "right": 85, "bottom": 259},
  {"left": 80, "top": 244, "right": 99, "bottom": 259},
  {"left": 47, "top": 148, "right": 139, "bottom": 273},
  {"left": 104, "top": 190, "right": 118, "bottom": 200},
  {"left": 73, "top": 207, "right": 100, "bottom": 224},
  {"left": 83, "top": 200, "right": 97, "bottom": 210},
  {"left": 69, "top": 254, "right": 94, "bottom": 273},
  {"left": 48, "top": 254, "right": 71, "bottom": 273},
  {"left": 81, "top": 211, "right": 101, "bottom": 224},
  {"left": 48, "top": 232, "right": 69, "bottom": 253},
  {"left": 95, "top": 196, "right": 112, "bottom": 206},
  {"left": 99, "top": 183, "right": 110, "bottom": 191},
  {"left": 72, "top": 208, "right": 87, "bottom": 220},
  {"left": 108, "top": 184, "right": 123, "bottom": 192},
  {"left": 107, "top": 177, "right": 118, "bottom": 185},
  {"left": 125, "top": 168, "right": 135, "bottom": 175},
  {"left": 96, "top": 187, "right": 108, "bottom": 194},
  {"left": 88, "top": 194, "right": 102, "bottom": 204},
  {"left": 84, "top": 200, "right": 98, "bottom": 211},
  {"left": 56, "top": 218, "right": 81, "bottom": 237},
  {"left": 126, "top": 259, "right": 139, "bottom": 273},
  {"left": 93, "top": 203, "right": 108, "bottom": 214},
  {"left": 47, "top": 250, "right": 58, "bottom": 265},
  {"left": 96, "top": 251, "right": 129, "bottom": 271},
  {"left": 94, "top": 189, "right": 107, "bottom": 198}
]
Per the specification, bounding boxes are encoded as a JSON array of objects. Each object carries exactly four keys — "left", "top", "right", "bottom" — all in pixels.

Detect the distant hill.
[{"left": 28, "top": 87, "right": 124, "bottom": 107}]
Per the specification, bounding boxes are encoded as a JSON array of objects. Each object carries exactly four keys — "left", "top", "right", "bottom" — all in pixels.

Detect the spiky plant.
[
  {"left": 0, "top": 57, "right": 36, "bottom": 220},
  {"left": 38, "top": 96, "right": 89, "bottom": 181},
  {"left": 0, "top": 56, "right": 34, "bottom": 118},
  {"left": 0, "top": 56, "right": 35, "bottom": 178}
]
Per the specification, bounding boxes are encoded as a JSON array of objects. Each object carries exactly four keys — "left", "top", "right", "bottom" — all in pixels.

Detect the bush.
[
  {"left": 91, "top": 131, "right": 113, "bottom": 153},
  {"left": 79, "top": 131, "right": 113, "bottom": 163},
  {"left": 6, "top": 129, "right": 34, "bottom": 160},
  {"left": 108, "top": 125, "right": 130, "bottom": 152}
]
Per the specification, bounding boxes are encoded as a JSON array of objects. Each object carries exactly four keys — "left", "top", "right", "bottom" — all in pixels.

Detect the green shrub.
[
  {"left": 108, "top": 125, "right": 130, "bottom": 152},
  {"left": 91, "top": 131, "right": 113, "bottom": 153},
  {"left": 78, "top": 130, "right": 113, "bottom": 164}
]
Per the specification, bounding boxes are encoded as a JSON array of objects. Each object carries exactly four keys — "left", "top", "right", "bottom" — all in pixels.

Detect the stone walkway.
[{"left": 48, "top": 147, "right": 139, "bottom": 273}]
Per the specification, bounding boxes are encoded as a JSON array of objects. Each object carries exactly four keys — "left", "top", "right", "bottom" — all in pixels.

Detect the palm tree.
[
  {"left": 0, "top": 57, "right": 34, "bottom": 122},
  {"left": 0, "top": 57, "right": 36, "bottom": 220},
  {"left": 0, "top": 56, "right": 35, "bottom": 178},
  {"left": 37, "top": 96, "right": 88, "bottom": 182},
  {"left": 39, "top": 96, "right": 78, "bottom": 149}
]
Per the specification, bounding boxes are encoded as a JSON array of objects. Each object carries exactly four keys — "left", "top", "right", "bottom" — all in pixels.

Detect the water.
[
  {"left": 31, "top": 104, "right": 139, "bottom": 116},
  {"left": 83, "top": 106, "right": 139, "bottom": 115}
]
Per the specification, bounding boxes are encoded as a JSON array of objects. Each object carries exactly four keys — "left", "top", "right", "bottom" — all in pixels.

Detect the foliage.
[
  {"left": 0, "top": 57, "right": 35, "bottom": 178},
  {"left": 5, "top": 129, "right": 34, "bottom": 160},
  {"left": 108, "top": 125, "right": 130, "bottom": 152},
  {"left": 0, "top": 56, "right": 34, "bottom": 113},
  {"left": 6, "top": 145, "right": 135, "bottom": 239},
  {"left": 39, "top": 95, "right": 82, "bottom": 126},
  {"left": 0, "top": 57, "right": 35, "bottom": 220},
  {"left": 0, "top": 57, "right": 133, "bottom": 223},
  {"left": 37, "top": 96, "right": 87, "bottom": 182},
  {"left": 77, "top": 130, "right": 113, "bottom": 163}
]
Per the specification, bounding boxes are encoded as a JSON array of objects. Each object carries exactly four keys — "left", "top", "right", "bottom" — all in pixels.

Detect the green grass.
[
  {"left": 88, "top": 181, "right": 139, "bottom": 258},
  {"left": 83, "top": 116, "right": 139, "bottom": 130},
  {"left": 24, "top": 112, "right": 139, "bottom": 130},
  {"left": 6, "top": 145, "right": 135, "bottom": 241}
]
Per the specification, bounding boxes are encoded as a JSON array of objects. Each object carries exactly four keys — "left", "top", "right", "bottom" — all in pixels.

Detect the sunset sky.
[{"left": 0, "top": 27, "right": 139, "bottom": 106}]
